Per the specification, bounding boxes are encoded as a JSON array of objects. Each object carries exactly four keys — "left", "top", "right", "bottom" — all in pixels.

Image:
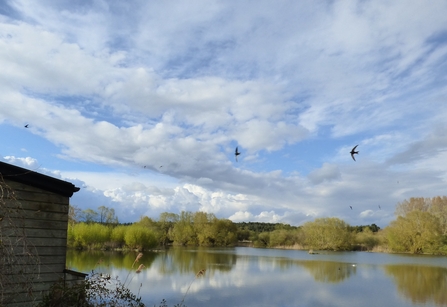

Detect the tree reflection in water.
[
  {"left": 300, "top": 261, "right": 356, "bottom": 283},
  {"left": 66, "top": 249, "right": 157, "bottom": 272},
  {"left": 66, "top": 248, "right": 447, "bottom": 307},
  {"left": 157, "top": 247, "right": 236, "bottom": 277},
  {"left": 385, "top": 265, "right": 447, "bottom": 306},
  {"left": 66, "top": 247, "right": 237, "bottom": 278}
]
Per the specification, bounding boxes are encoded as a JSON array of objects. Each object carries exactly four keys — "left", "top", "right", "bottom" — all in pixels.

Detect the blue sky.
[{"left": 1, "top": 0, "right": 447, "bottom": 227}]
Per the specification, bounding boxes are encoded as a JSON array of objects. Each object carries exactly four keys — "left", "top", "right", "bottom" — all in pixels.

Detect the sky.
[{"left": 1, "top": 0, "right": 447, "bottom": 228}]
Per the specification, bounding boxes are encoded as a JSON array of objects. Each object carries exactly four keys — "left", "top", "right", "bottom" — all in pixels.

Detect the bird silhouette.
[
  {"left": 350, "top": 206, "right": 353, "bottom": 210},
  {"left": 350, "top": 145, "right": 359, "bottom": 161},
  {"left": 235, "top": 147, "right": 241, "bottom": 162},
  {"left": 378, "top": 205, "right": 381, "bottom": 210},
  {"left": 24, "top": 124, "right": 29, "bottom": 128}
]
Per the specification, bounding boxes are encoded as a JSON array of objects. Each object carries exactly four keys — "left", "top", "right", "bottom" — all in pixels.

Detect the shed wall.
[{"left": 1, "top": 179, "right": 71, "bottom": 306}]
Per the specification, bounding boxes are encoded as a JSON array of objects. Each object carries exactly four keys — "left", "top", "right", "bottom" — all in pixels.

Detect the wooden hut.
[{"left": 0, "top": 161, "right": 86, "bottom": 306}]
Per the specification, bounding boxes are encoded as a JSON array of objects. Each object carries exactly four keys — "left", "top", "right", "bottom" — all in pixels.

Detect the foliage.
[
  {"left": 302, "top": 218, "right": 352, "bottom": 250},
  {"left": 74, "top": 206, "right": 119, "bottom": 225},
  {"left": 69, "top": 223, "right": 111, "bottom": 249},
  {"left": 169, "top": 211, "right": 196, "bottom": 245},
  {"left": 384, "top": 196, "right": 447, "bottom": 254},
  {"left": 124, "top": 224, "right": 158, "bottom": 250},
  {"left": 395, "top": 196, "right": 447, "bottom": 236},
  {"left": 355, "top": 227, "right": 380, "bottom": 250},
  {"left": 167, "top": 211, "right": 238, "bottom": 246},
  {"left": 69, "top": 195, "right": 447, "bottom": 253},
  {"left": 269, "top": 228, "right": 303, "bottom": 247},
  {"left": 68, "top": 210, "right": 240, "bottom": 249},
  {"left": 348, "top": 224, "right": 380, "bottom": 233},
  {"left": 234, "top": 221, "right": 295, "bottom": 233},
  {"left": 110, "top": 225, "right": 128, "bottom": 247},
  {"left": 98, "top": 206, "right": 119, "bottom": 225},
  {"left": 385, "top": 211, "right": 442, "bottom": 254},
  {"left": 82, "top": 208, "right": 99, "bottom": 223},
  {"left": 254, "top": 232, "right": 270, "bottom": 247},
  {"left": 158, "top": 212, "right": 178, "bottom": 245}
]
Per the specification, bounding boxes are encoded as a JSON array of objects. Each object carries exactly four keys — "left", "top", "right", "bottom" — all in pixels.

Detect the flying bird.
[
  {"left": 350, "top": 145, "right": 359, "bottom": 161},
  {"left": 24, "top": 124, "right": 29, "bottom": 128},
  {"left": 350, "top": 206, "right": 353, "bottom": 210},
  {"left": 378, "top": 205, "right": 381, "bottom": 210},
  {"left": 235, "top": 147, "right": 241, "bottom": 162}
]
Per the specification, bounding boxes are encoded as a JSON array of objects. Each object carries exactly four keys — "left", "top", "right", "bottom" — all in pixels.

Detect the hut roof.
[{"left": 0, "top": 161, "right": 80, "bottom": 197}]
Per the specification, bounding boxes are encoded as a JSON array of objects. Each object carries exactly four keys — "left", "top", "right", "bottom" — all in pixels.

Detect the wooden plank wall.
[{"left": 1, "top": 179, "right": 72, "bottom": 306}]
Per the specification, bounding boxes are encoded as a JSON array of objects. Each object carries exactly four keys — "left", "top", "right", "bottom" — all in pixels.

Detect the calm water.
[{"left": 66, "top": 247, "right": 447, "bottom": 307}]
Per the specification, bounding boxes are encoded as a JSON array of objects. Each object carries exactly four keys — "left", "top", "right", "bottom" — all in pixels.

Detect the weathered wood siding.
[{"left": 1, "top": 179, "right": 77, "bottom": 306}]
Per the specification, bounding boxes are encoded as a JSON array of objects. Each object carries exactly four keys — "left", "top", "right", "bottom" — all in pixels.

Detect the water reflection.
[
  {"left": 66, "top": 248, "right": 447, "bottom": 307},
  {"left": 300, "top": 261, "right": 356, "bottom": 283},
  {"left": 385, "top": 264, "right": 447, "bottom": 306},
  {"left": 66, "top": 249, "right": 158, "bottom": 272},
  {"left": 66, "top": 247, "right": 237, "bottom": 277},
  {"left": 157, "top": 247, "right": 236, "bottom": 276}
]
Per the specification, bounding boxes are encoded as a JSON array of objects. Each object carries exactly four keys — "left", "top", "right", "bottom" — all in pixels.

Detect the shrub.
[
  {"left": 124, "top": 224, "right": 158, "bottom": 250},
  {"left": 111, "top": 225, "right": 128, "bottom": 248},
  {"left": 71, "top": 223, "right": 111, "bottom": 249}
]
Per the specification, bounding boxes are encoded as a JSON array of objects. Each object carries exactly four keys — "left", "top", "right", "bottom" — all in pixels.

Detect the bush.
[
  {"left": 302, "top": 218, "right": 352, "bottom": 251},
  {"left": 111, "top": 225, "right": 128, "bottom": 248},
  {"left": 70, "top": 223, "right": 111, "bottom": 249},
  {"left": 355, "top": 228, "right": 379, "bottom": 251},
  {"left": 124, "top": 225, "right": 158, "bottom": 250}
]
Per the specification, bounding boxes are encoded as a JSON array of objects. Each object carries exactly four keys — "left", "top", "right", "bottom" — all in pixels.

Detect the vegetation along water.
[{"left": 59, "top": 196, "right": 447, "bottom": 306}]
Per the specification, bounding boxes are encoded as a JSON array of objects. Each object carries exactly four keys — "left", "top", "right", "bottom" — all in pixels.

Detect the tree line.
[{"left": 68, "top": 196, "right": 447, "bottom": 254}]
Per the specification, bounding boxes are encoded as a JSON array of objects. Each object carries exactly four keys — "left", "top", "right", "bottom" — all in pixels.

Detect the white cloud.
[
  {"left": 3, "top": 155, "right": 40, "bottom": 169},
  {"left": 229, "top": 211, "right": 283, "bottom": 223},
  {"left": 308, "top": 163, "right": 341, "bottom": 185},
  {"left": 1, "top": 0, "right": 447, "bottom": 227}
]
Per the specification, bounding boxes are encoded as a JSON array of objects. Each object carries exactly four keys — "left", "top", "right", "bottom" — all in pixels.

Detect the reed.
[
  {"left": 178, "top": 268, "right": 206, "bottom": 307},
  {"left": 125, "top": 252, "right": 145, "bottom": 285},
  {"left": 136, "top": 264, "right": 145, "bottom": 273}
]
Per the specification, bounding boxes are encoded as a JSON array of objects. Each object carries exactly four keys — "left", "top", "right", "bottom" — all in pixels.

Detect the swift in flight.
[
  {"left": 350, "top": 145, "right": 359, "bottom": 161},
  {"left": 235, "top": 147, "right": 241, "bottom": 162}
]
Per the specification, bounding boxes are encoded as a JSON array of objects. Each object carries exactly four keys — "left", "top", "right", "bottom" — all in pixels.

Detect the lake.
[{"left": 66, "top": 247, "right": 447, "bottom": 307}]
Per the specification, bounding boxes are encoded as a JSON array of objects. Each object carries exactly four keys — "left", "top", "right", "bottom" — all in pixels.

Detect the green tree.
[
  {"left": 70, "top": 223, "right": 111, "bottom": 249},
  {"left": 138, "top": 216, "right": 157, "bottom": 229},
  {"left": 386, "top": 210, "right": 442, "bottom": 254},
  {"left": 395, "top": 196, "right": 447, "bottom": 235},
  {"left": 110, "top": 225, "right": 128, "bottom": 248},
  {"left": 395, "top": 197, "right": 431, "bottom": 216},
  {"left": 302, "top": 217, "right": 352, "bottom": 250},
  {"left": 124, "top": 224, "right": 158, "bottom": 250},
  {"left": 269, "top": 228, "right": 302, "bottom": 247},
  {"left": 157, "top": 212, "right": 178, "bottom": 246},
  {"left": 81, "top": 208, "right": 99, "bottom": 223},
  {"left": 170, "top": 211, "right": 196, "bottom": 245},
  {"left": 355, "top": 227, "right": 379, "bottom": 250},
  {"left": 98, "top": 206, "right": 119, "bottom": 225},
  {"left": 429, "top": 196, "right": 447, "bottom": 236},
  {"left": 255, "top": 232, "right": 270, "bottom": 247},
  {"left": 193, "top": 212, "right": 216, "bottom": 246},
  {"left": 212, "top": 219, "right": 238, "bottom": 246}
]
